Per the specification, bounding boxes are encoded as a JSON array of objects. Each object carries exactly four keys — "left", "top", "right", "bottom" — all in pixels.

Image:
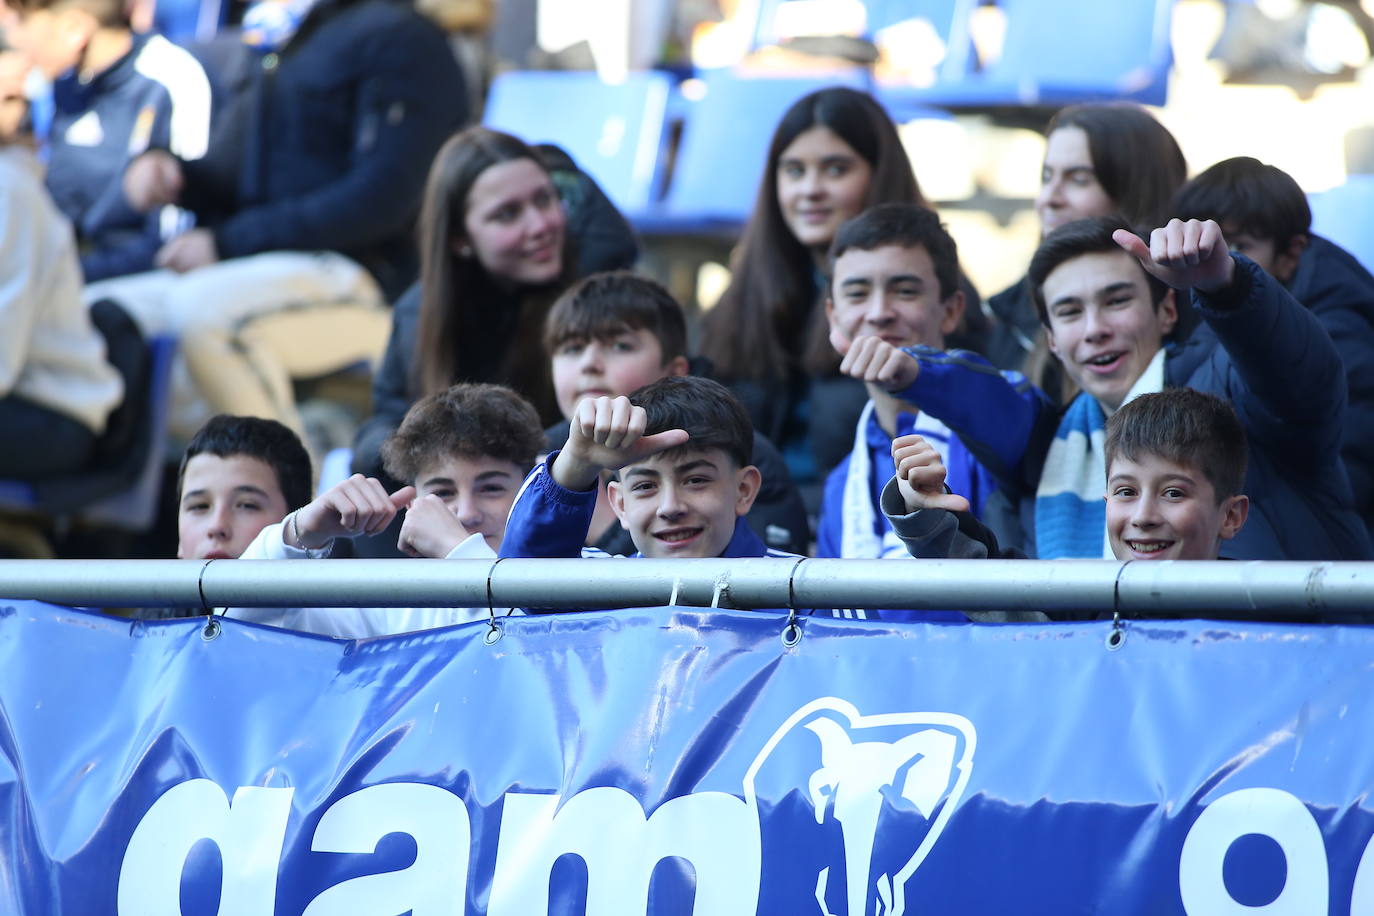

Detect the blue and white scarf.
[
  {"left": 840, "top": 400, "right": 954, "bottom": 559},
  {"left": 1035, "top": 350, "right": 1166, "bottom": 558},
  {"left": 241, "top": 0, "right": 321, "bottom": 51}
]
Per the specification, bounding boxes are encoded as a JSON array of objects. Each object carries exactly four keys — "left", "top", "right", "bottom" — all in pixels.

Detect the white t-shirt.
[{"left": 224, "top": 523, "right": 517, "bottom": 638}]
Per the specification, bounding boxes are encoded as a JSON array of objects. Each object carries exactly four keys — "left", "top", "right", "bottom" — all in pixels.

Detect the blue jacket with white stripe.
[{"left": 46, "top": 32, "right": 212, "bottom": 281}]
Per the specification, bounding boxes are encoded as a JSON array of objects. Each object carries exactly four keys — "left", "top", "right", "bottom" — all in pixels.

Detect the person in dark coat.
[{"left": 1172, "top": 156, "right": 1374, "bottom": 536}]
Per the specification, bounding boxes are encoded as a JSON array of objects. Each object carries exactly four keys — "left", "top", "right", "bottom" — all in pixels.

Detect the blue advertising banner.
[{"left": 2, "top": 599, "right": 1374, "bottom": 914}]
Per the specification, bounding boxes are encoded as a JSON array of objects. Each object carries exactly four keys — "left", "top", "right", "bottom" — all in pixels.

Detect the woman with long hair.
[
  {"left": 350, "top": 126, "right": 636, "bottom": 552},
  {"left": 984, "top": 103, "right": 1188, "bottom": 395},
  {"left": 699, "top": 86, "right": 979, "bottom": 478}
]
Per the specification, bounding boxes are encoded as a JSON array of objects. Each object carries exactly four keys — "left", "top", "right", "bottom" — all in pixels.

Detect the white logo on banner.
[
  {"left": 114, "top": 698, "right": 975, "bottom": 915},
  {"left": 744, "top": 697, "right": 976, "bottom": 916}
]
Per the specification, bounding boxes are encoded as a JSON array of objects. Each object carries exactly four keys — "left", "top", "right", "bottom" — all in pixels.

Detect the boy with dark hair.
[
  {"left": 543, "top": 271, "right": 809, "bottom": 555},
  {"left": 883, "top": 388, "right": 1250, "bottom": 565},
  {"left": 1173, "top": 156, "right": 1374, "bottom": 532},
  {"left": 500, "top": 375, "right": 787, "bottom": 563},
  {"left": 819, "top": 203, "right": 996, "bottom": 561},
  {"left": 227, "top": 383, "right": 544, "bottom": 637},
  {"left": 2, "top": 0, "right": 211, "bottom": 281},
  {"left": 176, "top": 414, "right": 309, "bottom": 561},
  {"left": 842, "top": 215, "right": 1370, "bottom": 562}
]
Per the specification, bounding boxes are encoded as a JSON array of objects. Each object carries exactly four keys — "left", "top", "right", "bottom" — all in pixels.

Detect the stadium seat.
[
  {"left": 643, "top": 70, "right": 872, "bottom": 234},
  {"left": 482, "top": 70, "right": 675, "bottom": 218},
  {"left": 154, "top": 0, "right": 228, "bottom": 45},
  {"left": 881, "top": 0, "right": 1174, "bottom": 109},
  {"left": 0, "top": 300, "right": 178, "bottom": 535},
  {"left": 1309, "top": 175, "right": 1374, "bottom": 276}
]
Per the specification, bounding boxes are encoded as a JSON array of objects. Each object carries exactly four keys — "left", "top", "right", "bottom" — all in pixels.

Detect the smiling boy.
[
  {"left": 542, "top": 271, "right": 808, "bottom": 555},
  {"left": 883, "top": 389, "right": 1250, "bottom": 574},
  {"left": 225, "top": 384, "right": 544, "bottom": 637},
  {"left": 500, "top": 375, "right": 794, "bottom": 568},
  {"left": 819, "top": 204, "right": 996, "bottom": 563},
  {"left": 842, "top": 216, "right": 1370, "bottom": 561}
]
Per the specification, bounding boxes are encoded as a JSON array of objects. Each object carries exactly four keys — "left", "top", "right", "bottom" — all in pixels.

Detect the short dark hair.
[
  {"left": 543, "top": 271, "right": 688, "bottom": 361},
  {"left": 178, "top": 415, "right": 312, "bottom": 510},
  {"left": 1171, "top": 157, "right": 1311, "bottom": 253},
  {"left": 1046, "top": 103, "right": 1187, "bottom": 229},
  {"left": 1105, "top": 388, "right": 1248, "bottom": 502},
  {"left": 627, "top": 376, "right": 753, "bottom": 470},
  {"left": 1028, "top": 216, "right": 1169, "bottom": 327},
  {"left": 828, "top": 203, "right": 960, "bottom": 301},
  {"left": 381, "top": 383, "right": 544, "bottom": 483}
]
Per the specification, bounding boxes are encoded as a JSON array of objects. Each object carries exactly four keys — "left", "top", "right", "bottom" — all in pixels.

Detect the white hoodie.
[
  {"left": 0, "top": 147, "right": 122, "bottom": 432},
  {"left": 225, "top": 522, "right": 518, "bottom": 638}
]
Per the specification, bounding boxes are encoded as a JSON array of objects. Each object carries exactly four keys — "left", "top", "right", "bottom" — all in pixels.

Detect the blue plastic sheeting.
[{"left": 2, "top": 599, "right": 1374, "bottom": 914}]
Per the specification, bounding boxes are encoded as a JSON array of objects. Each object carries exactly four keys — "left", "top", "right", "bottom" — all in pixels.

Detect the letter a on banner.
[
  {"left": 302, "top": 783, "right": 471, "bottom": 916},
  {"left": 488, "top": 787, "right": 761, "bottom": 915},
  {"left": 117, "top": 780, "right": 294, "bottom": 915}
]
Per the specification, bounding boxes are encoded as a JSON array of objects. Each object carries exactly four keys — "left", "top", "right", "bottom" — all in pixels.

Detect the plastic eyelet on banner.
[
  {"left": 201, "top": 616, "right": 221, "bottom": 642},
  {"left": 483, "top": 622, "right": 503, "bottom": 646},
  {"left": 781, "top": 614, "right": 802, "bottom": 649},
  {"left": 1105, "top": 610, "right": 1126, "bottom": 651}
]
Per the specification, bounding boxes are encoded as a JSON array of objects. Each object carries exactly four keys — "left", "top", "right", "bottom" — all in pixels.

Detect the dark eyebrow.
[
  {"left": 181, "top": 484, "right": 271, "bottom": 503},
  {"left": 887, "top": 273, "right": 924, "bottom": 286},
  {"left": 675, "top": 458, "right": 719, "bottom": 475},
  {"left": 420, "top": 476, "right": 456, "bottom": 489},
  {"left": 1098, "top": 281, "right": 1137, "bottom": 299},
  {"left": 623, "top": 467, "right": 662, "bottom": 481},
  {"left": 474, "top": 470, "right": 515, "bottom": 483}
]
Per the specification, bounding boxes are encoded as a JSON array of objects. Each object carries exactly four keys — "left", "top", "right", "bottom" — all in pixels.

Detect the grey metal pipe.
[{"left": 2, "top": 559, "right": 1374, "bottom": 616}]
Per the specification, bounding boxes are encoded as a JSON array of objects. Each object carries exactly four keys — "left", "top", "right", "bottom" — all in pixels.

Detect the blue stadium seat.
[
  {"left": 0, "top": 304, "right": 178, "bottom": 536},
  {"left": 482, "top": 70, "right": 675, "bottom": 218},
  {"left": 1309, "top": 175, "right": 1374, "bottom": 276},
  {"left": 643, "top": 71, "right": 873, "bottom": 234},
  {"left": 153, "top": 0, "right": 227, "bottom": 45},
  {"left": 750, "top": 0, "right": 965, "bottom": 48},
  {"left": 882, "top": 0, "right": 1174, "bottom": 109}
]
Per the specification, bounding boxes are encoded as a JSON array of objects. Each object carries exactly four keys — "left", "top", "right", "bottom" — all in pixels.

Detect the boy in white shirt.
[{"left": 227, "top": 383, "right": 545, "bottom": 637}]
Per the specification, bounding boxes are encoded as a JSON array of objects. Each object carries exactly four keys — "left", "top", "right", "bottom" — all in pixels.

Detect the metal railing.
[{"left": 1, "top": 558, "right": 1372, "bottom": 618}]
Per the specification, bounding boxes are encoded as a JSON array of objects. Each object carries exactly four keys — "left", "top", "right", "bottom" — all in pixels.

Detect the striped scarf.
[{"left": 1035, "top": 351, "right": 1165, "bottom": 558}]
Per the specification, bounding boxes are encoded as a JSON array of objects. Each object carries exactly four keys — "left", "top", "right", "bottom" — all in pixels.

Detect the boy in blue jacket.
[
  {"left": 501, "top": 375, "right": 786, "bottom": 564},
  {"left": 840, "top": 216, "right": 1371, "bottom": 561},
  {"left": 1172, "top": 156, "right": 1374, "bottom": 535}
]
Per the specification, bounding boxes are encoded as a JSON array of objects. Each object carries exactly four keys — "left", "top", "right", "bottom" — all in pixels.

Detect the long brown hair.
[
  {"left": 413, "top": 126, "right": 572, "bottom": 421},
  {"left": 1046, "top": 103, "right": 1186, "bottom": 231},
  {"left": 700, "top": 87, "right": 926, "bottom": 382}
]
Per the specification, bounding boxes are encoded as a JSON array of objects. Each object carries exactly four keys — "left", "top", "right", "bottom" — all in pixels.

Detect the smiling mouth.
[
  {"left": 1084, "top": 351, "right": 1126, "bottom": 371},
  {"left": 1126, "top": 539, "right": 1174, "bottom": 556},
  {"left": 654, "top": 527, "right": 703, "bottom": 545}
]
